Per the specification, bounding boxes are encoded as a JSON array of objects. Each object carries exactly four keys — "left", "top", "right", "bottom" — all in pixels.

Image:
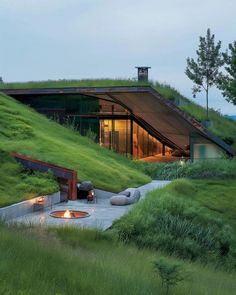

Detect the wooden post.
[
  {"left": 162, "top": 144, "right": 165, "bottom": 156},
  {"left": 130, "top": 119, "right": 133, "bottom": 158}
]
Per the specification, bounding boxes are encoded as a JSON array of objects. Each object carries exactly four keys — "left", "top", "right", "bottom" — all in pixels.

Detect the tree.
[
  {"left": 185, "top": 28, "right": 224, "bottom": 119},
  {"left": 218, "top": 41, "right": 236, "bottom": 105},
  {"left": 153, "top": 259, "right": 186, "bottom": 295}
]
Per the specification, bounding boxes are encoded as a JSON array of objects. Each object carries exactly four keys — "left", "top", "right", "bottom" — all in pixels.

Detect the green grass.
[
  {"left": 113, "top": 179, "right": 236, "bottom": 268},
  {"left": 0, "top": 150, "right": 59, "bottom": 207},
  {"left": 164, "top": 179, "right": 236, "bottom": 231},
  {"left": 133, "top": 158, "right": 236, "bottom": 180},
  {"left": 188, "top": 180, "right": 236, "bottom": 230},
  {"left": 0, "top": 78, "right": 148, "bottom": 89},
  {"left": 0, "top": 223, "right": 235, "bottom": 295},
  {"left": 0, "top": 92, "right": 150, "bottom": 204}
]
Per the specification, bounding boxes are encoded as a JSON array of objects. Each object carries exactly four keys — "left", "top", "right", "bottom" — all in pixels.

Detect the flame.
[{"left": 63, "top": 210, "right": 71, "bottom": 218}]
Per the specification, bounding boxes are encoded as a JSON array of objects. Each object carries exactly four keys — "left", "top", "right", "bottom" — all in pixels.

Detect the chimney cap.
[{"left": 135, "top": 66, "right": 151, "bottom": 69}]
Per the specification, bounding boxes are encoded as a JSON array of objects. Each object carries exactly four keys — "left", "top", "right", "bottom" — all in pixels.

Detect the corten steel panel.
[
  {"left": 3, "top": 86, "right": 235, "bottom": 156},
  {"left": 14, "top": 154, "right": 77, "bottom": 200}
]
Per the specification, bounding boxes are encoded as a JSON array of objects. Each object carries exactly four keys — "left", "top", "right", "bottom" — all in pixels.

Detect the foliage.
[
  {"left": 219, "top": 41, "right": 236, "bottom": 105},
  {"left": 85, "top": 128, "right": 98, "bottom": 142},
  {"left": 133, "top": 158, "right": 236, "bottom": 180},
  {"left": 113, "top": 179, "right": 236, "bottom": 269},
  {"left": 153, "top": 259, "right": 185, "bottom": 294},
  {"left": 0, "top": 92, "right": 150, "bottom": 192},
  {"left": 0, "top": 222, "right": 235, "bottom": 295},
  {"left": 185, "top": 28, "right": 224, "bottom": 118}
]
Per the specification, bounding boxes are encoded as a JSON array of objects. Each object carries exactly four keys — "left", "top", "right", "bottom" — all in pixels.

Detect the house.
[{"left": 4, "top": 86, "right": 236, "bottom": 161}]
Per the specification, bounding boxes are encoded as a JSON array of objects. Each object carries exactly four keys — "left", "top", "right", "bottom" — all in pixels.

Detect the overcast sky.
[{"left": 1, "top": 0, "right": 236, "bottom": 115}]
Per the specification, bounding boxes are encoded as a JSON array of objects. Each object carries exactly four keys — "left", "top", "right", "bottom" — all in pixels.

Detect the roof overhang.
[{"left": 2, "top": 86, "right": 236, "bottom": 156}]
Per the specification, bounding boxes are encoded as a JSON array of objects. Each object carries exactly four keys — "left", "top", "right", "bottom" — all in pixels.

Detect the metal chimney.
[{"left": 135, "top": 66, "right": 151, "bottom": 82}]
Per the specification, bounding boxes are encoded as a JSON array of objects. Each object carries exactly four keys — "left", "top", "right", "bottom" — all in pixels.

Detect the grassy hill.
[
  {"left": 113, "top": 179, "right": 236, "bottom": 268},
  {"left": 1, "top": 78, "right": 236, "bottom": 149},
  {"left": 0, "top": 222, "right": 235, "bottom": 295},
  {"left": 0, "top": 91, "right": 150, "bottom": 206}
]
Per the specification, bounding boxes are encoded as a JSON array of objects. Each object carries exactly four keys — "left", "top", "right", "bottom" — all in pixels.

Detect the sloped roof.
[{"left": 3, "top": 86, "right": 236, "bottom": 156}]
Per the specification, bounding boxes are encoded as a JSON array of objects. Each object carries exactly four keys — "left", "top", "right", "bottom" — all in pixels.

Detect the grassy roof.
[{"left": 1, "top": 79, "right": 236, "bottom": 148}]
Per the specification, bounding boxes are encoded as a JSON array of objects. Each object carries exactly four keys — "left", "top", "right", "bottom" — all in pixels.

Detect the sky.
[{"left": 1, "top": 0, "right": 236, "bottom": 115}]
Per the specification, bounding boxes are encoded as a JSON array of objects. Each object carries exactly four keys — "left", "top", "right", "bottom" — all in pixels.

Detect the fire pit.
[{"left": 49, "top": 210, "right": 90, "bottom": 219}]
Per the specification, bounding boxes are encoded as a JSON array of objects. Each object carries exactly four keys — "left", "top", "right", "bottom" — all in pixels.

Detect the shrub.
[{"left": 153, "top": 258, "right": 185, "bottom": 294}]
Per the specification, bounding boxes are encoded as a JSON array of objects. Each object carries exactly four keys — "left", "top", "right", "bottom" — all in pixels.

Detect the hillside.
[
  {"left": 0, "top": 92, "right": 150, "bottom": 203},
  {"left": 1, "top": 79, "right": 236, "bottom": 149},
  {"left": 113, "top": 179, "right": 236, "bottom": 268},
  {"left": 0, "top": 222, "right": 235, "bottom": 295}
]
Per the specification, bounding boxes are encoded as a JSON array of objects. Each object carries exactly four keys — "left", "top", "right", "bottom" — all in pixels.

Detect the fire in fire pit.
[{"left": 49, "top": 210, "right": 90, "bottom": 219}]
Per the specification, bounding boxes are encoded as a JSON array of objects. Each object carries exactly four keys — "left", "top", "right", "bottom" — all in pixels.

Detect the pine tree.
[
  {"left": 185, "top": 29, "right": 224, "bottom": 119},
  {"left": 218, "top": 41, "right": 236, "bottom": 105}
]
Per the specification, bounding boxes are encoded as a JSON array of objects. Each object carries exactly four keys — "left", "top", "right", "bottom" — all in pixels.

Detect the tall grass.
[
  {"left": 133, "top": 158, "right": 236, "bottom": 180},
  {"left": 0, "top": 78, "right": 149, "bottom": 89},
  {"left": 113, "top": 179, "right": 236, "bottom": 269},
  {"left": 0, "top": 222, "right": 235, "bottom": 295}
]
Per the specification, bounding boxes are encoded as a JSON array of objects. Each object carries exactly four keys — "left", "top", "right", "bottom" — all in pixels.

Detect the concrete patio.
[{"left": 10, "top": 180, "right": 170, "bottom": 230}]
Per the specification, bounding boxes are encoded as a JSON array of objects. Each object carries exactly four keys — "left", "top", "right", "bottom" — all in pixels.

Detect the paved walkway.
[{"left": 11, "top": 180, "right": 170, "bottom": 230}]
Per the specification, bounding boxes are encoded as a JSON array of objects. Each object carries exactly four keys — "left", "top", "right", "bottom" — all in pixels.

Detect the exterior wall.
[
  {"left": 190, "top": 133, "right": 225, "bottom": 161},
  {"left": 193, "top": 143, "right": 224, "bottom": 160}
]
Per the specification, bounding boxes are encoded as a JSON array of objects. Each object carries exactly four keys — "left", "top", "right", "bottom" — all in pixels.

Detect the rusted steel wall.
[{"left": 14, "top": 153, "right": 77, "bottom": 200}]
